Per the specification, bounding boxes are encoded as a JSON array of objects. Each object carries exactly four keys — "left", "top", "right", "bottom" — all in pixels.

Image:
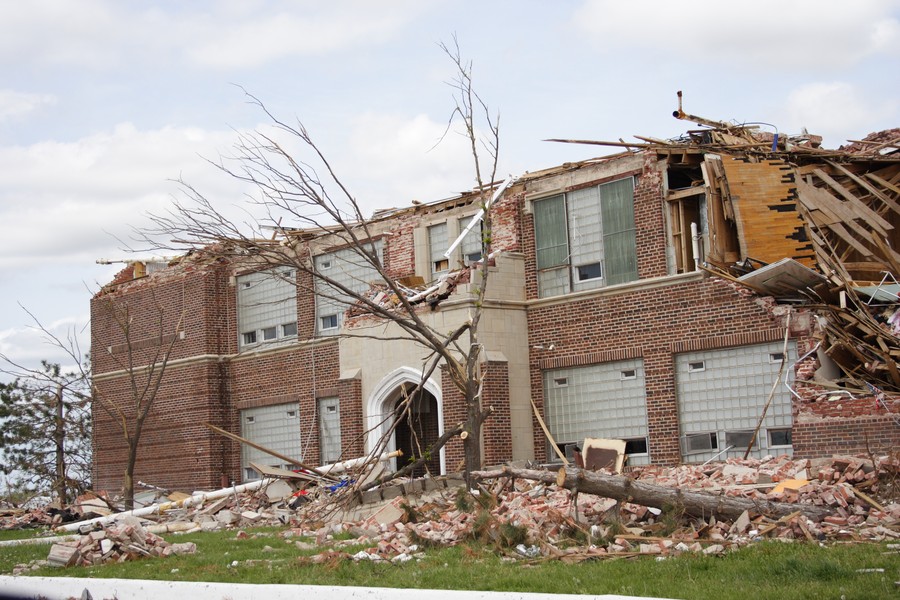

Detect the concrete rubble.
[{"left": 2, "top": 453, "right": 898, "bottom": 573}]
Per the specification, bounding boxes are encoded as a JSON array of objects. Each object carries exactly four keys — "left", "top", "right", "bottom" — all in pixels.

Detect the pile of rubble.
[
  {"left": 276, "top": 454, "right": 899, "bottom": 565},
  {"left": 41, "top": 517, "right": 196, "bottom": 570},
  {"left": 3, "top": 453, "right": 898, "bottom": 572}
]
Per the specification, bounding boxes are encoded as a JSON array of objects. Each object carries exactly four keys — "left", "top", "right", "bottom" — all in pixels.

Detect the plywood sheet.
[{"left": 720, "top": 158, "right": 815, "bottom": 266}]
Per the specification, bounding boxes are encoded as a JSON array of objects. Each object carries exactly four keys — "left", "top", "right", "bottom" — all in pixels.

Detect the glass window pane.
[
  {"left": 600, "top": 178, "right": 638, "bottom": 285},
  {"left": 534, "top": 195, "right": 569, "bottom": 269}
]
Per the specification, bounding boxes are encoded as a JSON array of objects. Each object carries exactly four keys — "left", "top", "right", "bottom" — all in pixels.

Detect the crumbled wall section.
[
  {"left": 634, "top": 153, "right": 668, "bottom": 279},
  {"left": 792, "top": 386, "right": 900, "bottom": 456},
  {"left": 383, "top": 211, "right": 418, "bottom": 280}
]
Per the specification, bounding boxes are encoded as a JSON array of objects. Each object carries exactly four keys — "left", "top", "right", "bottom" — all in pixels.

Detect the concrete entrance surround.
[{"left": 366, "top": 366, "right": 445, "bottom": 474}]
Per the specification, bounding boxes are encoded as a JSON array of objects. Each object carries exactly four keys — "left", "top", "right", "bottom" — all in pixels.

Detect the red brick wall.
[
  {"left": 92, "top": 361, "right": 230, "bottom": 492},
  {"left": 481, "top": 361, "right": 512, "bottom": 466},
  {"left": 441, "top": 369, "right": 466, "bottom": 472},
  {"left": 792, "top": 385, "right": 900, "bottom": 456},
  {"left": 438, "top": 360, "right": 512, "bottom": 471},
  {"left": 526, "top": 279, "right": 788, "bottom": 465},
  {"left": 230, "top": 342, "right": 340, "bottom": 469}
]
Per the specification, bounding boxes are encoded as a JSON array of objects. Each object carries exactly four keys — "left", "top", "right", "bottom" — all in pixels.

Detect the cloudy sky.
[{"left": 0, "top": 0, "right": 898, "bottom": 375}]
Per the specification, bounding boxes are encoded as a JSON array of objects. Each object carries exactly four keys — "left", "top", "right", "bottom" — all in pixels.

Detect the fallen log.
[{"left": 473, "top": 467, "right": 834, "bottom": 522}]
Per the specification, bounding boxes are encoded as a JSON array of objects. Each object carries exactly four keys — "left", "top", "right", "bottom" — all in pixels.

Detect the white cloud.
[
  {"left": 343, "top": 112, "right": 483, "bottom": 212},
  {"left": 0, "top": 0, "right": 124, "bottom": 69},
  {"left": 573, "top": 0, "right": 900, "bottom": 70},
  {"left": 0, "top": 90, "right": 57, "bottom": 121},
  {"left": 780, "top": 82, "right": 898, "bottom": 146},
  {"left": 0, "top": 314, "right": 89, "bottom": 377},
  {"left": 0, "top": 123, "right": 253, "bottom": 271},
  {"left": 184, "top": 3, "right": 425, "bottom": 69},
  {"left": 0, "top": 1, "right": 427, "bottom": 71}
]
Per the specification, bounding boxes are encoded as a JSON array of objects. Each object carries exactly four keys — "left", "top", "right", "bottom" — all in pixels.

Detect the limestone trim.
[{"left": 366, "top": 366, "right": 445, "bottom": 474}]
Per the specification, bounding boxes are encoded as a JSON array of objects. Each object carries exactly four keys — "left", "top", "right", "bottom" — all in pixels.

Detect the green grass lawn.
[{"left": 1, "top": 527, "right": 897, "bottom": 599}]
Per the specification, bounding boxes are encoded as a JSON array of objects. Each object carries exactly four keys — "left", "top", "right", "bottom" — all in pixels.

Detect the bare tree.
[{"left": 140, "top": 41, "right": 502, "bottom": 486}]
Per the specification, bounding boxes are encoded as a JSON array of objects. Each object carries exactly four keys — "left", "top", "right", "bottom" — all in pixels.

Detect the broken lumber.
[
  {"left": 473, "top": 467, "right": 834, "bottom": 522},
  {"left": 55, "top": 477, "right": 276, "bottom": 533}
]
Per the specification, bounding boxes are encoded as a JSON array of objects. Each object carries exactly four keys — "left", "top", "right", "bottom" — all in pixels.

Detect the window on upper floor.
[
  {"left": 428, "top": 222, "right": 449, "bottom": 281},
  {"left": 314, "top": 240, "right": 383, "bottom": 336},
  {"left": 533, "top": 177, "right": 638, "bottom": 298},
  {"left": 458, "top": 216, "right": 483, "bottom": 265},
  {"left": 236, "top": 268, "right": 298, "bottom": 349}
]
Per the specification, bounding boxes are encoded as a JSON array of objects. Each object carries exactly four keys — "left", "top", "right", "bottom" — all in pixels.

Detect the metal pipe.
[
  {"left": 443, "top": 175, "right": 517, "bottom": 259},
  {"left": 319, "top": 450, "right": 402, "bottom": 474},
  {"left": 55, "top": 478, "right": 274, "bottom": 532}
]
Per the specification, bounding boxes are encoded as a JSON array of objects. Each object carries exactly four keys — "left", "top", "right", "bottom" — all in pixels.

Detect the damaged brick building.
[{"left": 91, "top": 112, "right": 900, "bottom": 494}]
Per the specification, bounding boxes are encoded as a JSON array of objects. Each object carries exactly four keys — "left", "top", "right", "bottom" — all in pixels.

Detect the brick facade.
[{"left": 91, "top": 149, "right": 900, "bottom": 495}]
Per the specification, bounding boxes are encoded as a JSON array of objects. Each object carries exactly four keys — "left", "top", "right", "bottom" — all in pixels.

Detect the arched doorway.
[
  {"left": 393, "top": 386, "right": 440, "bottom": 477},
  {"left": 367, "top": 367, "right": 445, "bottom": 475}
]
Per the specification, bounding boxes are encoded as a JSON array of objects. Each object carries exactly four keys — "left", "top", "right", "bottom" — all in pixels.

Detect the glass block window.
[
  {"left": 236, "top": 268, "right": 297, "bottom": 349},
  {"left": 543, "top": 358, "right": 650, "bottom": 465},
  {"left": 314, "top": 240, "right": 383, "bottom": 336},
  {"left": 240, "top": 403, "right": 302, "bottom": 481},
  {"left": 533, "top": 177, "right": 637, "bottom": 297},
  {"left": 675, "top": 341, "right": 796, "bottom": 462}
]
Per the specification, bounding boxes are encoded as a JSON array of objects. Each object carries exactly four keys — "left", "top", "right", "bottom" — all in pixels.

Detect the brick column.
[{"left": 643, "top": 347, "right": 681, "bottom": 465}]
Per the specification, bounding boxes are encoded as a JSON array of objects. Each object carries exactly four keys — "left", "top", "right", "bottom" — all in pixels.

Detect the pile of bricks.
[
  {"left": 47, "top": 516, "right": 196, "bottom": 568},
  {"left": 5, "top": 453, "right": 899, "bottom": 571},
  {"left": 280, "top": 453, "right": 900, "bottom": 563}
]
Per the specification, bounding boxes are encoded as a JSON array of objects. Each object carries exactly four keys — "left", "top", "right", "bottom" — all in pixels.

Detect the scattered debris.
[{"left": 4, "top": 453, "right": 898, "bottom": 572}]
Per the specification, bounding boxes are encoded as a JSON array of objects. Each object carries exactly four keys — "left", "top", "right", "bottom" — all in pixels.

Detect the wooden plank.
[
  {"left": 865, "top": 172, "right": 900, "bottom": 200},
  {"left": 827, "top": 161, "right": 900, "bottom": 219},
  {"left": 701, "top": 159, "right": 729, "bottom": 263},
  {"left": 813, "top": 168, "right": 892, "bottom": 234},
  {"left": 796, "top": 180, "right": 878, "bottom": 252},
  {"left": 249, "top": 461, "right": 320, "bottom": 482},
  {"left": 871, "top": 234, "right": 900, "bottom": 276},
  {"left": 666, "top": 186, "right": 705, "bottom": 201}
]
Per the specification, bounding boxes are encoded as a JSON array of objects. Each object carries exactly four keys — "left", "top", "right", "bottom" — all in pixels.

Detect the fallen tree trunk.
[{"left": 473, "top": 467, "right": 833, "bottom": 522}]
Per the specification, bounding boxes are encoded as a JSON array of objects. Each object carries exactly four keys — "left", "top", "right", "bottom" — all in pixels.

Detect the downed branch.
[
  {"left": 473, "top": 467, "right": 833, "bottom": 522},
  {"left": 358, "top": 423, "right": 465, "bottom": 493}
]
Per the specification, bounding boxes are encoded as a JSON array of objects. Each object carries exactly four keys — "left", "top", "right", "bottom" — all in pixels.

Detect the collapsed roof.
[{"left": 551, "top": 93, "right": 899, "bottom": 392}]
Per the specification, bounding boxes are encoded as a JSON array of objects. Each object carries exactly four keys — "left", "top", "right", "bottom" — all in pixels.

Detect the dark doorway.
[{"left": 393, "top": 387, "right": 440, "bottom": 477}]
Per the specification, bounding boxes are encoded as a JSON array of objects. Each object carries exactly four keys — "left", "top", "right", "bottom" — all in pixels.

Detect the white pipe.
[
  {"left": 55, "top": 451, "right": 404, "bottom": 533},
  {"left": 55, "top": 478, "right": 274, "bottom": 532},
  {"left": 690, "top": 221, "right": 701, "bottom": 270},
  {"left": 320, "top": 450, "right": 402, "bottom": 475},
  {"left": 444, "top": 175, "right": 517, "bottom": 259},
  {"left": 0, "top": 534, "right": 81, "bottom": 548}
]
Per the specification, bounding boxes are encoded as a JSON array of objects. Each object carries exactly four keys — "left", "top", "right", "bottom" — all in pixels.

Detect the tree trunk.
[
  {"left": 473, "top": 467, "right": 834, "bottom": 522},
  {"left": 463, "top": 417, "right": 482, "bottom": 488},
  {"left": 53, "top": 384, "right": 66, "bottom": 505},
  {"left": 124, "top": 440, "right": 139, "bottom": 511}
]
